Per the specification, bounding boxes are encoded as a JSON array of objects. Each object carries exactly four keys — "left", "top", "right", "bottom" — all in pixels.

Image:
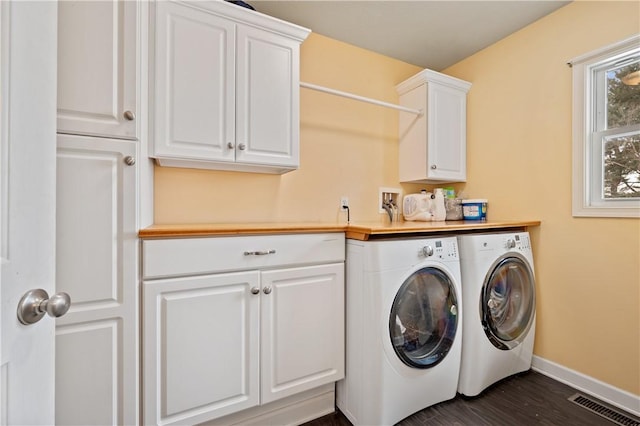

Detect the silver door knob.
[
  {"left": 430, "top": 164, "right": 437, "bottom": 170},
  {"left": 17, "top": 289, "right": 71, "bottom": 325},
  {"left": 124, "top": 156, "right": 136, "bottom": 166},
  {"left": 250, "top": 287, "right": 260, "bottom": 295},
  {"left": 238, "top": 143, "right": 246, "bottom": 150},
  {"left": 227, "top": 142, "right": 234, "bottom": 149},
  {"left": 263, "top": 286, "right": 272, "bottom": 295},
  {"left": 124, "top": 110, "right": 135, "bottom": 121}
]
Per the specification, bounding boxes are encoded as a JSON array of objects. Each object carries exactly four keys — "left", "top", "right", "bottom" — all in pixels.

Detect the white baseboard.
[{"left": 532, "top": 355, "right": 640, "bottom": 418}]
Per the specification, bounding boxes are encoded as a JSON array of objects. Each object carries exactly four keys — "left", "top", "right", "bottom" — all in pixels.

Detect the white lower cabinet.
[{"left": 142, "top": 233, "right": 345, "bottom": 425}]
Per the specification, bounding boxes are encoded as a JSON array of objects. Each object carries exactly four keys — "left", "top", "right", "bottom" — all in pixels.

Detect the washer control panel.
[{"left": 420, "top": 238, "right": 459, "bottom": 260}]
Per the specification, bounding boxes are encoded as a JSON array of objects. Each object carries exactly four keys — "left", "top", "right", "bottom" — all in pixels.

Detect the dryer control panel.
[{"left": 505, "top": 233, "right": 531, "bottom": 251}]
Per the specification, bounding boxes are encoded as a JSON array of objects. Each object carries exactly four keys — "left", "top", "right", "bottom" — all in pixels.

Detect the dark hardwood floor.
[{"left": 304, "top": 371, "right": 626, "bottom": 426}]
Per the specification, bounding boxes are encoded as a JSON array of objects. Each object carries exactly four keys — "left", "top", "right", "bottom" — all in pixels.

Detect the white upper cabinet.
[
  {"left": 150, "top": 1, "right": 310, "bottom": 174},
  {"left": 396, "top": 70, "right": 471, "bottom": 183},
  {"left": 57, "top": 0, "right": 138, "bottom": 139}
]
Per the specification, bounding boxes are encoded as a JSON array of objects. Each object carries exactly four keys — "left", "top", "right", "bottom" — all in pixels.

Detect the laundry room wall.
[
  {"left": 443, "top": 0, "right": 640, "bottom": 396},
  {"left": 153, "top": 33, "right": 422, "bottom": 223},
  {"left": 152, "top": 0, "right": 639, "bottom": 398}
]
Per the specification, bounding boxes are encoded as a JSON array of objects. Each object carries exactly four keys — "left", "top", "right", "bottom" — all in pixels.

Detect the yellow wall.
[
  {"left": 154, "top": 2, "right": 640, "bottom": 395},
  {"left": 444, "top": 1, "right": 640, "bottom": 394},
  {"left": 154, "top": 33, "right": 422, "bottom": 223}
]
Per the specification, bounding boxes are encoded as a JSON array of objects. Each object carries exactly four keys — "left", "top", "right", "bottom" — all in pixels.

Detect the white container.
[
  {"left": 433, "top": 188, "right": 446, "bottom": 221},
  {"left": 462, "top": 199, "right": 488, "bottom": 220},
  {"left": 403, "top": 191, "right": 433, "bottom": 221}
]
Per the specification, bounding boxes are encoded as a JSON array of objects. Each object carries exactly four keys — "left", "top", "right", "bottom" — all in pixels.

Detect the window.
[{"left": 571, "top": 35, "right": 640, "bottom": 218}]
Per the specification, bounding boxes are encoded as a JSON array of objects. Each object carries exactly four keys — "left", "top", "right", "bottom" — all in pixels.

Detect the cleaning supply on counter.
[
  {"left": 462, "top": 199, "right": 488, "bottom": 220},
  {"left": 445, "top": 198, "right": 463, "bottom": 220},
  {"left": 433, "top": 188, "right": 447, "bottom": 221},
  {"left": 403, "top": 190, "right": 434, "bottom": 221},
  {"left": 443, "top": 187, "right": 456, "bottom": 199}
]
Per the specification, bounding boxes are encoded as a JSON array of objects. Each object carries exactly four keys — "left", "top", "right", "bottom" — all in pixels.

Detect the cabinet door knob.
[
  {"left": 227, "top": 142, "right": 234, "bottom": 149},
  {"left": 263, "top": 286, "right": 272, "bottom": 295},
  {"left": 124, "top": 110, "right": 136, "bottom": 121},
  {"left": 124, "top": 156, "right": 136, "bottom": 166},
  {"left": 238, "top": 143, "right": 246, "bottom": 151},
  {"left": 250, "top": 287, "right": 260, "bottom": 295},
  {"left": 431, "top": 164, "right": 437, "bottom": 170}
]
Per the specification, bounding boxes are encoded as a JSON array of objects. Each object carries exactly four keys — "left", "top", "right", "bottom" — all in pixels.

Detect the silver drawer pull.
[{"left": 244, "top": 249, "right": 276, "bottom": 256}]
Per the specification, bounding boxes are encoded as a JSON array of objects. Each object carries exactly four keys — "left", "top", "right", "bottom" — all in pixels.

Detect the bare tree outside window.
[{"left": 604, "top": 61, "right": 640, "bottom": 199}]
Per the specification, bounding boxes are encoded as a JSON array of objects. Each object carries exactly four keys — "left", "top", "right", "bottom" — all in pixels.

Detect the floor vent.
[{"left": 568, "top": 393, "right": 640, "bottom": 426}]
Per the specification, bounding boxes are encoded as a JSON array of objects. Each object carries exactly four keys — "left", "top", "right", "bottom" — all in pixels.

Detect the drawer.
[{"left": 142, "top": 232, "right": 345, "bottom": 279}]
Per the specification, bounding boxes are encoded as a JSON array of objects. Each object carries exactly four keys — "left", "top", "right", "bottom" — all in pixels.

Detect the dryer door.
[
  {"left": 482, "top": 254, "right": 535, "bottom": 350},
  {"left": 389, "top": 267, "right": 459, "bottom": 369}
]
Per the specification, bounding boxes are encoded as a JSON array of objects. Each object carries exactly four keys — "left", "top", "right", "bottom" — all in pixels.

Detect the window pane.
[
  {"left": 607, "top": 59, "right": 640, "bottom": 129},
  {"left": 603, "top": 132, "right": 640, "bottom": 199}
]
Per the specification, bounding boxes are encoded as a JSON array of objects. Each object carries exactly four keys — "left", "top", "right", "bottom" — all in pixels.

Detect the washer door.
[
  {"left": 389, "top": 267, "right": 459, "bottom": 369},
  {"left": 482, "top": 254, "right": 535, "bottom": 350}
]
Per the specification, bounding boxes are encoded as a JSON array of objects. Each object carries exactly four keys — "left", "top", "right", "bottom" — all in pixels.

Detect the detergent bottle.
[
  {"left": 433, "top": 188, "right": 447, "bottom": 221},
  {"left": 402, "top": 189, "right": 433, "bottom": 221}
]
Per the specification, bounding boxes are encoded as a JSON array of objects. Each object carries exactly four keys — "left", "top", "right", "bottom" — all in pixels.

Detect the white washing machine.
[
  {"left": 457, "top": 231, "right": 536, "bottom": 397},
  {"left": 337, "top": 236, "right": 462, "bottom": 425}
]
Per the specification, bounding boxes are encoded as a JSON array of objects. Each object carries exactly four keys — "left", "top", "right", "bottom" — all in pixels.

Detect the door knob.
[
  {"left": 124, "top": 110, "right": 136, "bottom": 121},
  {"left": 124, "top": 156, "right": 136, "bottom": 166},
  {"left": 17, "top": 289, "right": 71, "bottom": 325}
]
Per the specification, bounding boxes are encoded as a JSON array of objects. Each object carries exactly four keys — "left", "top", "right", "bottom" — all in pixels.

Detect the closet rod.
[{"left": 300, "top": 81, "right": 423, "bottom": 116}]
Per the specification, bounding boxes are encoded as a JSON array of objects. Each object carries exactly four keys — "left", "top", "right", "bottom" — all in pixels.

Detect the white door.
[
  {"left": 236, "top": 25, "right": 300, "bottom": 168},
  {"left": 57, "top": 0, "right": 138, "bottom": 139},
  {"left": 55, "top": 135, "right": 138, "bottom": 425},
  {"left": 260, "top": 263, "right": 345, "bottom": 404},
  {"left": 152, "top": 0, "right": 236, "bottom": 162},
  {"left": 143, "top": 271, "right": 260, "bottom": 425},
  {"left": 0, "top": 1, "right": 58, "bottom": 425}
]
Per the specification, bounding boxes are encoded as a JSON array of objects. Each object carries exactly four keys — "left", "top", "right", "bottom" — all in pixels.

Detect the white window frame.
[{"left": 571, "top": 34, "right": 640, "bottom": 218}]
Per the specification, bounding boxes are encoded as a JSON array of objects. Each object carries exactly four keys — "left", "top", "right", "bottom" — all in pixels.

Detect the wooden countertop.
[{"left": 140, "top": 220, "right": 540, "bottom": 240}]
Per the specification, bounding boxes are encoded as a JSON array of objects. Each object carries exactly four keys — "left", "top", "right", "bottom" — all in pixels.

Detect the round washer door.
[
  {"left": 389, "top": 267, "right": 459, "bottom": 369},
  {"left": 482, "top": 254, "right": 535, "bottom": 350}
]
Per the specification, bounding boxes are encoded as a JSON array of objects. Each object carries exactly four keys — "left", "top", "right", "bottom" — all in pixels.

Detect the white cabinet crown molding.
[
  {"left": 175, "top": 0, "right": 310, "bottom": 41},
  {"left": 396, "top": 68, "right": 471, "bottom": 95}
]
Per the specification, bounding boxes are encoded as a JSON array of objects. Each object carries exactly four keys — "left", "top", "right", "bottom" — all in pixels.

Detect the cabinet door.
[
  {"left": 153, "top": 0, "right": 235, "bottom": 162},
  {"left": 143, "top": 271, "right": 261, "bottom": 426},
  {"left": 57, "top": 0, "right": 137, "bottom": 139},
  {"left": 236, "top": 25, "right": 300, "bottom": 168},
  {"left": 55, "top": 135, "right": 138, "bottom": 425},
  {"left": 398, "top": 77, "right": 469, "bottom": 184},
  {"left": 427, "top": 82, "right": 467, "bottom": 182},
  {"left": 261, "top": 263, "right": 345, "bottom": 404}
]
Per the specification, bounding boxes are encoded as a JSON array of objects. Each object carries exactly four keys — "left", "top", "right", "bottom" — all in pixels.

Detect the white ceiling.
[{"left": 248, "top": 0, "right": 571, "bottom": 70}]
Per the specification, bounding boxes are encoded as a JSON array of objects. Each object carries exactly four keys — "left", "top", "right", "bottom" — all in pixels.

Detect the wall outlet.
[{"left": 340, "top": 196, "right": 349, "bottom": 209}]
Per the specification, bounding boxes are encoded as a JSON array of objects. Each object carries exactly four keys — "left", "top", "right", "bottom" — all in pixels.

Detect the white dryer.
[
  {"left": 337, "top": 236, "right": 462, "bottom": 425},
  {"left": 457, "top": 232, "right": 536, "bottom": 397}
]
